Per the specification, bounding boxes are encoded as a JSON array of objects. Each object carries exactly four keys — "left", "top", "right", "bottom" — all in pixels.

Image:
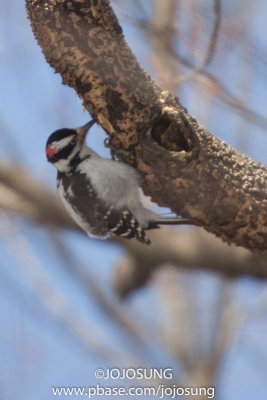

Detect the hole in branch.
[{"left": 151, "top": 112, "right": 194, "bottom": 152}]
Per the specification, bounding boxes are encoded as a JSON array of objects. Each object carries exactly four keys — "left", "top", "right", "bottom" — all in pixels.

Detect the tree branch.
[
  {"left": 26, "top": 0, "right": 267, "bottom": 257},
  {"left": 0, "top": 161, "right": 76, "bottom": 230},
  {"left": 0, "top": 161, "right": 266, "bottom": 285},
  {"left": 113, "top": 228, "right": 267, "bottom": 298}
]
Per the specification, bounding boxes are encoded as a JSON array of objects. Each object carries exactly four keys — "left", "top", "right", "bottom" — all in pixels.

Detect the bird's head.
[{"left": 45, "top": 120, "right": 95, "bottom": 171}]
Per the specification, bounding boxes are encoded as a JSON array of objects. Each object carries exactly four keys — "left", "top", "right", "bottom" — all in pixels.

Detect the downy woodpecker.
[{"left": 46, "top": 120, "right": 192, "bottom": 244}]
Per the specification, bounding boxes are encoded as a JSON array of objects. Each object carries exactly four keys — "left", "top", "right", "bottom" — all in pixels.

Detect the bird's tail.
[{"left": 147, "top": 217, "right": 194, "bottom": 229}]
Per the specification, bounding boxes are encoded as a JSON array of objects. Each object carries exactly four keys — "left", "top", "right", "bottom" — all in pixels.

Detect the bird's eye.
[{"left": 70, "top": 138, "right": 76, "bottom": 145}]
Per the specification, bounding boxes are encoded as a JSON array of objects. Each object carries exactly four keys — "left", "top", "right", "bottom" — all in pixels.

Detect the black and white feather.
[{"left": 46, "top": 120, "right": 192, "bottom": 245}]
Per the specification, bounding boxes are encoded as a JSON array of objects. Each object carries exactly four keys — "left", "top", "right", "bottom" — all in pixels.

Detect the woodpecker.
[{"left": 45, "top": 120, "right": 193, "bottom": 245}]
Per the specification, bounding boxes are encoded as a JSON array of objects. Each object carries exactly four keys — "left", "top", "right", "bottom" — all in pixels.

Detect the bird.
[{"left": 45, "top": 120, "right": 193, "bottom": 245}]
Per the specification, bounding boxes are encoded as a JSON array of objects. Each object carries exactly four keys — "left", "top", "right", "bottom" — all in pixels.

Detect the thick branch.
[{"left": 26, "top": 0, "right": 267, "bottom": 257}]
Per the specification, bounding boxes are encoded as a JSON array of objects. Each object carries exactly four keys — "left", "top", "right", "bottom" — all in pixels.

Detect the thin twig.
[{"left": 177, "top": 0, "right": 221, "bottom": 84}]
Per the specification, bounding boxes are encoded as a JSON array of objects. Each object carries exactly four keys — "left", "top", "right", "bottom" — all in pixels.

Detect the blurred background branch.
[{"left": 0, "top": 161, "right": 266, "bottom": 287}]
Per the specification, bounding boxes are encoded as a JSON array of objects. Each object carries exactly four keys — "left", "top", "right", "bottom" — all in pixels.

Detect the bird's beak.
[{"left": 76, "top": 119, "right": 95, "bottom": 141}]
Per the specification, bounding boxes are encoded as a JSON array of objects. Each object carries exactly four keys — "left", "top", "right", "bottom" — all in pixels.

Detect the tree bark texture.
[{"left": 26, "top": 0, "right": 267, "bottom": 258}]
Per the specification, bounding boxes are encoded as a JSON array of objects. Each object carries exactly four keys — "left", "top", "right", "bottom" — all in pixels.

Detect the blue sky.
[{"left": 1, "top": 1, "right": 267, "bottom": 399}]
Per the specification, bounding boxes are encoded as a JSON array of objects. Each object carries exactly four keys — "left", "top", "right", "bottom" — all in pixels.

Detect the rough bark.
[{"left": 25, "top": 0, "right": 267, "bottom": 258}]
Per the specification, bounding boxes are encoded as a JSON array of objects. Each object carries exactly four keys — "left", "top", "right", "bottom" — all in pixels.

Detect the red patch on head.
[{"left": 46, "top": 146, "right": 57, "bottom": 158}]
